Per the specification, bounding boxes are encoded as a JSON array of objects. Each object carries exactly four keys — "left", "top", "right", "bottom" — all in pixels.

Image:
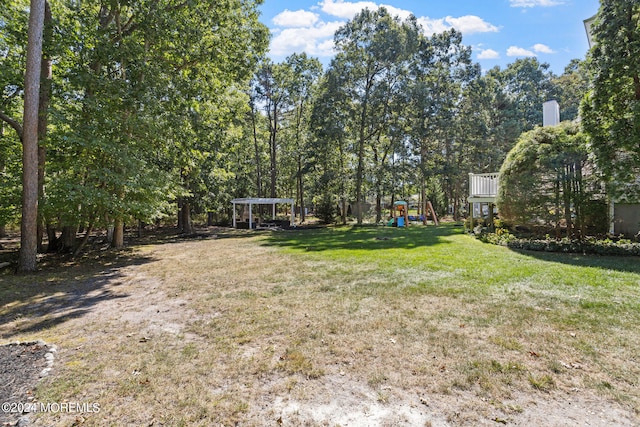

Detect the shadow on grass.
[
  {"left": 0, "top": 250, "right": 156, "bottom": 341},
  {"left": 512, "top": 248, "right": 640, "bottom": 275},
  {"left": 262, "top": 224, "right": 461, "bottom": 252}
]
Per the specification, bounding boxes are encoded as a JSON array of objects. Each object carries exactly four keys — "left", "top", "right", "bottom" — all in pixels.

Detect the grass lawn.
[{"left": 1, "top": 224, "right": 639, "bottom": 426}]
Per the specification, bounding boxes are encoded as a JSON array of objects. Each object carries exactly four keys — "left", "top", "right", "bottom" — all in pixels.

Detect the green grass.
[
  {"left": 265, "top": 224, "right": 640, "bottom": 296},
  {"left": 262, "top": 224, "right": 640, "bottom": 403},
  {"left": 2, "top": 224, "right": 639, "bottom": 425}
]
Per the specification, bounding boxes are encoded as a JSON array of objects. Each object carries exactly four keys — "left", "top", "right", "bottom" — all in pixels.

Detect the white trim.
[{"left": 231, "top": 198, "right": 295, "bottom": 229}]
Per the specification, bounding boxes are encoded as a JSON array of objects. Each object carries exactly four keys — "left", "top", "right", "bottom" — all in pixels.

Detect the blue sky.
[{"left": 258, "top": 0, "right": 600, "bottom": 74}]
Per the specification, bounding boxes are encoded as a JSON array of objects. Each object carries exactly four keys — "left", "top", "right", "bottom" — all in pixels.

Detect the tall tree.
[
  {"left": 253, "top": 59, "right": 292, "bottom": 198},
  {"left": 43, "top": 0, "right": 267, "bottom": 245},
  {"left": 582, "top": 0, "right": 640, "bottom": 202},
  {"left": 553, "top": 59, "right": 589, "bottom": 123},
  {"left": 0, "top": 0, "right": 29, "bottom": 238},
  {"left": 406, "top": 28, "right": 479, "bottom": 220},
  {"left": 497, "top": 58, "right": 556, "bottom": 133},
  {"left": 18, "top": 0, "right": 45, "bottom": 272},
  {"left": 279, "top": 53, "right": 322, "bottom": 222},
  {"left": 329, "top": 7, "right": 413, "bottom": 224},
  {"left": 310, "top": 70, "right": 351, "bottom": 224}
]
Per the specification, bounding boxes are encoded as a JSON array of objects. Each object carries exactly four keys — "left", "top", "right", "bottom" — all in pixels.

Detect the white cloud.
[
  {"left": 319, "top": 0, "right": 379, "bottom": 19},
  {"left": 417, "top": 17, "right": 449, "bottom": 35},
  {"left": 445, "top": 15, "right": 499, "bottom": 35},
  {"left": 320, "top": 1, "right": 497, "bottom": 35},
  {"left": 319, "top": 0, "right": 414, "bottom": 20},
  {"left": 270, "top": 21, "right": 343, "bottom": 57},
  {"left": 418, "top": 15, "right": 498, "bottom": 36},
  {"left": 507, "top": 46, "right": 536, "bottom": 57},
  {"left": 477, "top": 49, "right": 500, "bottom": 60},
  {"left": 509, "top": 0, "right": 564, "bottom": 7},
  {"left": 273, "top": 9, "right": 320, "bottom": 28},
  {"left": 533, "top": 43, "right": 555, "bottom": 54},
  {"left": 268, "top": 1, "right": 500, "bottom": 60}
]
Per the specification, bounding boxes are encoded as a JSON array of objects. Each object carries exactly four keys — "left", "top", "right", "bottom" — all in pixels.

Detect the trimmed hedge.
[{"left": 476, "top": 229, "right": 640, "bottom": 256}]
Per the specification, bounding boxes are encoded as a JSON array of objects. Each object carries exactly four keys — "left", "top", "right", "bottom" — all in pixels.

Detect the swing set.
[{"left": 387, "top": 200, "right": 438, "bottom": 227}]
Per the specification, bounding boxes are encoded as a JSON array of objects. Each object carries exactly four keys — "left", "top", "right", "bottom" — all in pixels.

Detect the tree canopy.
[
  {"left": 497, "top": 123, "right": 606, "bottom": 237},
  {"left": 1, "top": 1, "right": 598, "bottom": 266},
  {"left": 582, "top": 0, "right": 640, "bottom": 202}
]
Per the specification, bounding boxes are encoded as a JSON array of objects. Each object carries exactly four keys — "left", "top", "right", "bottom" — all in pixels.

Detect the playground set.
[{"left": 387, "top": 200, "right": 439, "bottom": 227}]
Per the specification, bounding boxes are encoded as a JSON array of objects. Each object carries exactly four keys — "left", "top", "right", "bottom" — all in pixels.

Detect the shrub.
[
  {"left": 475, "top": 231, "right": 640, "bottom": 256},
  {"left": 497, "top": 123, "right": 606, "bottom": 239},
  {"left": 315, "top": 193, "right": 337, "bottom": 224}
]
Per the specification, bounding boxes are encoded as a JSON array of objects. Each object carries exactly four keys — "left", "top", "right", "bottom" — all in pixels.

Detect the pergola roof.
[
  {"left": 231, "top": 197, "right": 294, "bottom": 204},
  {"left": 231, "top": 197, "right": 295, "bottom": 229}
]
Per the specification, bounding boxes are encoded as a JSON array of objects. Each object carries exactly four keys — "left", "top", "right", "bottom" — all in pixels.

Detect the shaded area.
[
  {"left": 262, "top": 224, "right": 461, "bottom": 252},
  {"left": 0, "top": 251, "right": 156, "bottom": 340},
  {"left": 512, "top": 248, "right": 640, "bottom": 275},
  {"left": 0, "top": 225, "right": 255, "bottom": 342}
]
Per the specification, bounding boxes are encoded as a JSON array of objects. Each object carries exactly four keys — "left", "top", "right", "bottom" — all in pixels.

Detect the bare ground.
[{"left": 1, "top": 228, "right": 638, "bottom": 426}]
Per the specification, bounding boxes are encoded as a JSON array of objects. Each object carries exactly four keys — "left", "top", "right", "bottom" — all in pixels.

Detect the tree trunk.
[
  {"left": 421, "top": 179, "right": 427, "bottom": 225},
  {"left": 0, "top": 224, "right": 6, "bottom": 238},
  {"left": 575, "top": 162, "right": 584, "bottom": 238},
  {"left": 72, "top": 222, "right": 93, "bottom": 258},
  {"left": 563, "top": 166, "right": 573, "bottom": 238},
  {"left": 181, "top": 202, "right": 193, "bottom": 234},
  {"left": 111, "top": 219, "right": 124, "bottom": 249},
  {"left": 355, "top": 130, "right": 366, "bottom": 225},
  {"left": 338, "top": 139, "right": 347, "bottom": 225},
  {"left": 177, "top": 199, "right": 183, "bottom": 231},
  {"left": 61, "top": 225, "right": 77, "bottom": 252},
  {"left": 297, "top": 159, "right": 305, "bottom": 223},
  {"left": 554, "top": 175, "right": 561, "bottom": 239},
  {"left": 250, "top": 105, "right": 263, "bottom": 198},
  {"left": 269, "top": 102, "right": 278, "bottom": 198},
  {"left": 46, "top": 224, "right": 59, "bottom": 252},
  {"left": 36, "top": 0, "right": 52, "bottom": 254},
  {"left": 18, "top": 0, "right": 45, "bottom": 272}
]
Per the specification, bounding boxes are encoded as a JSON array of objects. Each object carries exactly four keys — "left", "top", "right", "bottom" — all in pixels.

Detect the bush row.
[{"left": 476, "top": 229, "right": 640, "bottom": 256}]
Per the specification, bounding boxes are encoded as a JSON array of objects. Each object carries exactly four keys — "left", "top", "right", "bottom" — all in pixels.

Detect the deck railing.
[{"left": 468, "top": 173, "right": 499, "bottom": 198}]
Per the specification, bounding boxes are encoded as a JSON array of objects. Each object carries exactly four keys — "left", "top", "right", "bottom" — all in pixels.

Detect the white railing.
[{"left": 469, "top": 173, "right": 499, "bottom": 198}]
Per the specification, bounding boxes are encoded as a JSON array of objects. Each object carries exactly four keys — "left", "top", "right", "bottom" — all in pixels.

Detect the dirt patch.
[{"left": 0, "top": 342, "right": 55, "bottom": 426}]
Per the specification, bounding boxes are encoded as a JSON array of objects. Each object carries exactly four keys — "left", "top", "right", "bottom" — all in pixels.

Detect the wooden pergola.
[{"left": 231, "top": 198, "right": 295, "bottom": 229}]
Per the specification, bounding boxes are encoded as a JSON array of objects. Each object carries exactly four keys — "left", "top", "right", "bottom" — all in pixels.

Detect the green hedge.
[{"left": 477, "top": 230, "right": 640, "bottom": 256}]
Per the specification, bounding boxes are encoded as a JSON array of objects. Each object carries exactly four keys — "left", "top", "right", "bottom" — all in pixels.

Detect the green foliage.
[
  {"left": 0, "top": 0, "right": 28, "bottom": 227},
  {"left": 327, "top": 7, "right": 418, "bottom": 224},
  {"left": 496, "top": 58, "right": 557, "bottom": 132},
  {"left": 40, "top": 0, "right": 268, "bottom": 232},
  {"left": 582, "top": 0, "right": 640, "bottom": 202},
  {"left": 553, "top": 59, "right": 590, "bottom": 122},
  {"left": 477, "top": 231, "right": 640, "bottom": 256},
  {"left": 0, "top": 133, "right": 21, "bottom": 226},
  {"left": 497, "top": 123, "right": 605, "bottom": 237},
  {"left": 314, "top": 193, "right": 337, "bottom": 224}
]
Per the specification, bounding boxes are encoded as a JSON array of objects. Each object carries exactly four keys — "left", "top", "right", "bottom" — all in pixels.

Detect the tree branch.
[{"left": 0, "top": 110, "right": 23, "bottom": 141}]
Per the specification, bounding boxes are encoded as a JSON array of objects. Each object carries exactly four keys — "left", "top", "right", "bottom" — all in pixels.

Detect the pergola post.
[
  {"left": 230, "top": 198, "right": 295, "bottom": 229},
  {"left": 232, "top": 202, "right": 237, "bottom": 228},
  {"left": 290, "top": 201, "right": 294, "bottom": 227}
]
